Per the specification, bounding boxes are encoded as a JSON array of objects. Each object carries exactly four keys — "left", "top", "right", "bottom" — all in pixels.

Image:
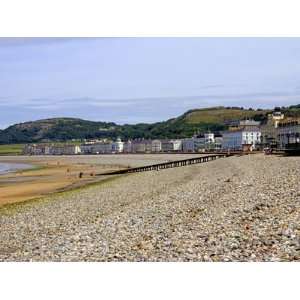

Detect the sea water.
[{"left": 0, "top": 162, "right": 33, "bottom": 174}]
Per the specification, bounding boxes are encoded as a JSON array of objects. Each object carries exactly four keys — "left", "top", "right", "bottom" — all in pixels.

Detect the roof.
[
  {"left": 278, "top": 118, "right": 300, "bottom": 127},
  {"left": 223, "top": 126, "right": 261, "bottom": 134}
]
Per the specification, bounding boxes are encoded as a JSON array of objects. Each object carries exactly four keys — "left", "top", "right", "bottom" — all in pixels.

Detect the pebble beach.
[{"left": 0, "top": 154, "right": 299, "bottom": 261}]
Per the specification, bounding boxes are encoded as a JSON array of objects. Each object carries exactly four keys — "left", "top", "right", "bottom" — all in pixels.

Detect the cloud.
[{"left": 1, "top": 89, "right": 300, "bottom": 110}]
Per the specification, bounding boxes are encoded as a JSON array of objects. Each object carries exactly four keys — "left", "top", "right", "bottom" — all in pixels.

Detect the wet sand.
[{"left": 0, "top": 158, "right": 121, "bottom": 206}]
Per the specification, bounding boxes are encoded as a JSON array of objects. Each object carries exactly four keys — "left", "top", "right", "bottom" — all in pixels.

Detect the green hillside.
[
  {"left": 182, "top": 107, "right": 270, "bottom": 124},
  {"left": 0, "top": 118, "right": 118, "bottom": 144},
  {"left": 0, "top": 105, "right": 299, "bottom": 145}
]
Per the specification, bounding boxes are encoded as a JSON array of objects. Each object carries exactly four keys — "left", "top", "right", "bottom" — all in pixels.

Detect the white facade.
[
  {"left": 131, "top": 140, "right": 152, "bottom": 153},
  {"left": 182, "top": 134, "right": 222, "bottom": 152},
  {"left": 182, "top": 138, "right": 195, "bottom": 152},
  {"left": 123, "top": 140, "right": 132, "bottom": 153},
  {"left": 161, "top": 139, "right": 182, "bottom": 152},
  {"left": 50, "top": 145, "right": 81, "bottom": 155},
  {"left": 204, "top": 133, "right": 215, "bottom": 144},
  {"left": 193, "top": 137, "right": 205, "bottom": 151},
  {"left": 171, "top": 140, "right": 182, "bottom": 151},
  {"left": 242, "top": 131, "right": 261, "bottom": 147},
  {"left": 151, "top": 140, "right": 162, "bottom": 152},
  {"left": 80, "top": 144, "right": 93, "bottom": 154},
  {"left": 23, "top": 144, "right": 81, "bottom": 155},
  {"left": 194, "top": 135, "right": 215, "bottom": 151},
  {"left": 112, "top": 138, "right": 124, "bottom": 153},
  {"left": 214, "top": 136, "right": 223, "bottom": 150},
  {"left": 222, "top": 128, "right": 261, "bottom": 150},
  {"left": 90, "top": 142, "right": 113, "bottom": 154}
]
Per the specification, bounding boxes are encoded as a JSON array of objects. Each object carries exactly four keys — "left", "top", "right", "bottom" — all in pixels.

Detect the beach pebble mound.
[{"left": 0, "top": 154, "right": 299, "bottom": 261}]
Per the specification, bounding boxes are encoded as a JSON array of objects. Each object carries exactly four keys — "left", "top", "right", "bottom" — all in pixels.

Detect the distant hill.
[
  {"left": 0, "top": 118, "right": 118, "bottom": 144},
  {"left": 1, "top": 105, "right": 299, "bottom": 144}
]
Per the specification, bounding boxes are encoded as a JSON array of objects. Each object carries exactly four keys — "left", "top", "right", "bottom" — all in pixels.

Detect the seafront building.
[
  {"left": 81, "top": 142, "right": 112, "bottom": 154},
  {"left": 182, "top": 133, "right": 222, "bottom": 152},
  {"left": 161, "top": 139, "right": 182, "bottom": 152},
  {"left": 123, "top": 140, "right": 132, "bottom": 153},
  {"left": 112, "top": 138, "right": 124, "bottom": 153},
  {"left": 182, "top": 138, "right": 195, "bottom": 152},
  {"left": 22, "top": 144, "right": 48, "bottom": 155},
  {"left": 222, "top": 120, "right": 261, "bottom": 151},
  {"left": 261, "top": 111, "right": 285, "bottom": 148},
  {"left": 22, "top": 144, "right": 81, "bottom": 155},
  {"left": 214, "top": 134, "right": 223, "bottom": 150},
  {"left": 277, "top": 118, "right": 300, "bottom": 148},
  {"left": 130, "top": 139, "right": 152, "bottom": 153},
  {"left": 151, "top": 139, "right": 162, "bottom": 152},
  {"left": 50, "top": 144, "right": 81, "bottom": 155},
  {"left": 22, "top": 123, "right": 271, "bottom": 155},
  {"left": 81, "top": 138, "right": 124, "bottom": 154}
]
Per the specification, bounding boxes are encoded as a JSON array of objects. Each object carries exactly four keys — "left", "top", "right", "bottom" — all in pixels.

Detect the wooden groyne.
[{"left": 97, "top": 154, "right": 232, "bottom": 176}]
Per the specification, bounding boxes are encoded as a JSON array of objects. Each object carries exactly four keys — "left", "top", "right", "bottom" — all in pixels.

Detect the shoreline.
[
  {"left": 0, "top": 154, "right": 207, "bottom": 207},
  {"left": 0, "top": 162, "right": 35, "bottom": 175},
  {"left": 0, "top": 158, "right": 123, "bottom": 207}
]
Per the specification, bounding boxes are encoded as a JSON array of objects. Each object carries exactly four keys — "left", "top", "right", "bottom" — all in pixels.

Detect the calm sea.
[{"left": 0, "top": 162, "right": 33, "bottom": 174}]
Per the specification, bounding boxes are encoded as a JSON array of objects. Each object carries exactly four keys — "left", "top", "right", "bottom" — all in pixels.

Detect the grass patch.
[
  {"left": 0, "top": 144, "right": 23, "bottom": 155},
  {"left": 184, "top": 108, "right": 270, "bottom": 124}
]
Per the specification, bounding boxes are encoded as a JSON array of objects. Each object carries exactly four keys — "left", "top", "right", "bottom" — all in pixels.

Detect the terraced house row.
[{"left": 22, "top": 110, "right": 300, "bottom": 155}]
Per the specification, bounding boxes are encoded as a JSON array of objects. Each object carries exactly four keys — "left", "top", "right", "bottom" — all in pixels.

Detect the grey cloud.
[{"left": 2, "top": 90, "right": 300, "bottom": 110}]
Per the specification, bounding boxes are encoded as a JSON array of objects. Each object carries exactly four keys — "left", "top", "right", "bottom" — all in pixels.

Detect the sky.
[{"left": 1, "top": 37, "right": 300, "bottom": 129}]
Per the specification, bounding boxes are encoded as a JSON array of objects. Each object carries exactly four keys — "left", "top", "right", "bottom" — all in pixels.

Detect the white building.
[
  {"left": 22, "top": 143, "right": 81, "bottom": 155},
  {"left": 193, "top": 137, "right": 206, "bottom": 151},
  {"left": 112, "top": 138, "right": 124, "bottom": 153},
  {"left": 50, "top": 144, "right": 81, "bottom": 155},
  {"left": 222, "top": 126, "right": 261, "bottom": 151},
  {"left": 89, "top": 142, "right": 113, "bottom": 154},
  {"left": 161, "top": 139, "right": 182, "bottom": 152},
  {"left": 131, "top": 139, "right": 152, "bottom": 153},
  {"left": 80, "top": 144, "right": 93, "bottom": 154},
  {"left": 182, "top": 138, "right": 195, "bottom": 152},
  {"left": 22, "top": 144, "right": 45, "bottom": 155},
  {"left": 151, "top": 140, "right": 162, "bottom": 152},
  {"left": 194, "top": 133, "right": 215, "bottom": 151},
  {"left": 204, "top": 133, "right": 215, "bottom": 144},
  {"left": 123, "top": 140, "right": 132, "bottom": 153},
  {"left": 214, "top": 135, "right": 223, "bottom": 150},
  {"left": 182, "top": 133, "right": 222, "bottom": 152}
]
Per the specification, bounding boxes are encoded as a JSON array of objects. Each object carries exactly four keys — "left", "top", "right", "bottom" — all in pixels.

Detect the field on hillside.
[
  {"left": 184, "top": 108, "right": 270, "bottom": 124},
  {"left": 0, "top": 144, "right": 23, "bottom": 155}
]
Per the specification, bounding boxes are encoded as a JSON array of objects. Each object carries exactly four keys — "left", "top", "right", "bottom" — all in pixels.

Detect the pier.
[{"left": 97, "top": 153, "right": 232, "bottom": 175}]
